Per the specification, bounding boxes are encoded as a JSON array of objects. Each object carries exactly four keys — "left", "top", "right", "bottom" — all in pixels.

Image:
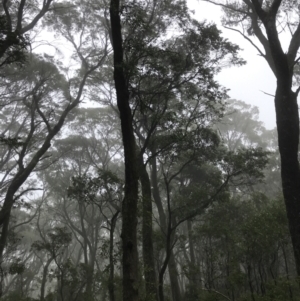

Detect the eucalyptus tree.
[
  {"left": 215, "top": 99, "right": 283, "bottom": 198},
  {"left": 109, "top": 1, "right": 140, "bottom": 299},
  {"left": 32, "top": 223, "right": 72, "bottom": 301},
  {"left": 0, "top": 0, "right": 56, "bottom": 67},
  {"left": 0, "top": 51, "right": 107, "bottom": 257},
  {"left": 0, "top": 0, "right": 62, "bottom": 153},
  {"left": 0, "top": 3, "right": 110, "bottom": 293},
  {"left": 186, "top": 195, "right": 294, "bottom": 301},
  {"left": 153, "top": 129, "right": 268, "bottom": 301},
  {"left": 110, "top": 2, "right": 246, "bottom": 299},
  {"left": 217, "top": 99, "right": 268, "bottom": 151},
  {"left": 202, "top": 0, "right": 300, "bottom": 275},
  {"left": 28, "top": 104, "right": 124, "bottom": 301}
]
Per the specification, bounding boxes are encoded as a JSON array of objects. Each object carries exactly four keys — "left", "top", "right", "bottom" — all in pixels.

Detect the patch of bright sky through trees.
[
  {"left": 34, "top": 0, "right": 297, "bottom": 130},
  {"left": 188, "top": 0, "right": 280, "bottom": 130}
]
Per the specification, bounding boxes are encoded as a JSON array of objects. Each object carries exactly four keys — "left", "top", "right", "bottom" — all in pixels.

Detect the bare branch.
[
  {"left": 2, "top": 0, "right": 12, "bottom": 31},
  {"left": 248, "top": 0, "right": 267, "bottom": 19},
  {"left": 287, "top": 23, "right": 300, "bottom": 67},
  {"left": 202, "top": 0, "right": 249, "bottom": 15},
  {"left": 16, "top": 0, "right": 26, "bottom": 32},
  {"left": 201, "top": 288, "right": 233, "bottom": 301},
  {"left": 21, "top": 0, "right": 54, "bottom": 34},
  {"left": 35, "top": 99, "right": 52, "bottom": 133},
  {"left": 269, "top": 0, "right": 283, "bottom": 16},
  {"left": 260, "top": 90, "right": 275, "bottom": 97},
  {"left": 223, "top": 26, "right": 265, "bottom": 57}
]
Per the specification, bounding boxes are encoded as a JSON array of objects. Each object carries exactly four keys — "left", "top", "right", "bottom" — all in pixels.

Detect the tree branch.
[
  {"left": 223, "top": 26, "right": 265, "bottom": 57},
  {"left": 21, "top": 0, "right": 54, "bottom": 34},
  {"left": 287, "top": 23, "right": 300, "bottom": 67}
]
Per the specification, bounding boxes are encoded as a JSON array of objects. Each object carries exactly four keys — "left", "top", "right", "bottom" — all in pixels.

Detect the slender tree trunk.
[
  {"left": 282, "top": 243, "right": 293, "bottom": 300},
  {"left": 108, "top": 211, "right": 119, "bottom": 301},
  {"left": 247, "top": 264, "right": 256, "bottom": 301},
  {"left": 0, "top": 214, "right": 10, "bottom": 297},
  {"left": 85, "top": 265, "right": 94, "bottom": 300},
  {"left": 150, "top": 156, "right": 181, "bottom": 301},
  {"left": 40, "top": 258, "right": 53, "bottom": 301},
  {"left": 138, "top": 153, "right": 158, "bottom": 301},
  {"left": 78, "top": 203, "right": 94, "bottom": 300},
  {"left": 110, "top": 1, "right": 139, "bottom": 300},
  {"left": 187, "top": 220, "right": 200, "bottom": 297},
  {"left": 168, "top": 252, "right": 181, "bottom": 301}
]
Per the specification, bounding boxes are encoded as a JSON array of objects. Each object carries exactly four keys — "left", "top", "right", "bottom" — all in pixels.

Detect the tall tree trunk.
[
  {"left": 274, "top": 82, "right": 300, "bottom": 275},
  {"left": 249, "top": 0, "right": 300, "bottom": 276},
  {"left": 202, "top": 0, "right": 300, "bottom": 280},
  {"left": 168, "top": 253, "right": 181, "bottom": 301},
  {"left": 85, "top": 265, "right": 94, "bottom": 300},
  {"left": 110, "top": 1, "right": 139, "bottom": 301},
  {"left": 150, "top": 156, "right": 181, "bottom": 301},
  {"left": 40, "top": 258, "right": 53, "bottom": 301},
  {"left": 138, "top": 153, "right": 158, "bottom": 300},
  {"left": 187, "top": 220, "right": 200, "bottom": 297},
  {"left": 108, "top": 211, "right": 119, "bottom": 301}
]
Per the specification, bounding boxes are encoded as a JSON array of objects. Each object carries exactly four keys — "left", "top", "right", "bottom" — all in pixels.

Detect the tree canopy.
[{"left": 0, "top": 1, "right": 297, "bottom": 301}]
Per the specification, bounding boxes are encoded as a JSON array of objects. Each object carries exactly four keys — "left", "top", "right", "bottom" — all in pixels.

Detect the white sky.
[{"left": 188, "top": 0, "right": 278, "bottom": 129}]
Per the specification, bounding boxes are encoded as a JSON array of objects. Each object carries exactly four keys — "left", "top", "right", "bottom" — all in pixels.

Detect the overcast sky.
[{"left": 188, "top": 0, "right": 278, "bottom": 129}]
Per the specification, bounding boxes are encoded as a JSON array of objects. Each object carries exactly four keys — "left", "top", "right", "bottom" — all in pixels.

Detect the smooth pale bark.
[
  {"left": 110, "top": 1, "right": 139, "bottom": 300},
  {"left": 40, "top": 258, "right": 53, "bottom": 301},
  {"left": 138, "top": 153, "right": 158, "bottom": 300},
  {"left": 167, "top": 253, "right": 181, "bottom": 301},
  {"left": 150, "top": 156, "right": 181, "bottom": 301},
  {"left": 187, "top": 220, "right": 200, "bottom": 297}
]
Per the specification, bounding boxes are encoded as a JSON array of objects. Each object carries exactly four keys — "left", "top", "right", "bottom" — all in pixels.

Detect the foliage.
[
  {"left": 0, "top": 0, "right": 295, "bottom": 300},
  {"left": 31, "top": 226, "right": 72, "bottom": 258}
]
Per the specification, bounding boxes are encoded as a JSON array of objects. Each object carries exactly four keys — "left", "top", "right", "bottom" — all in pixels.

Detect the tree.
[
  {"left": 109, "top": 1, "right": 140, "bottom": 300},
  {"left": 122, "top": 4, "right": 244, "bottom": 297},
  {"left": 32, "top": 224, "right": 72, "bottom": 301},
  {"left": 0, "top": 0, "right": 110, "bottom": 269},
  {"left": 0, "top": 0, "right": 56, "bottom": 67},
  {"left": 0, "top": 53, "right": 106, "bottom": 258},
  {"left": 203, "top": 0, "right": 300, "bottom": 276}
]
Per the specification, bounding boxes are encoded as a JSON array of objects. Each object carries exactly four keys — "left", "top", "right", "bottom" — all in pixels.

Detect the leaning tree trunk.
[{"left": 110, "top": 1, "right": 139, "bottom": 301}]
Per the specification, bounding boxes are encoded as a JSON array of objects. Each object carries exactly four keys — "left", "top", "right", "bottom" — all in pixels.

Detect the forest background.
[{"left": 0, "top": 1, "right": 299, "bottom": 301}]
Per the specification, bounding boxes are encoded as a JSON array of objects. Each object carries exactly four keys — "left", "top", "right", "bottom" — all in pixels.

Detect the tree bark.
[
  {"left": 138, "top": 153, "right": 158, "bottom": 301},
  {"left": 260, "top": 5, "right": 300, "bottom": 276},
  {"left": 274, "top": 82, "right": 300, "bottom": 275},
  {"left": 168, "top": 252, "right": 181, "bottom": 301},
  {"left": 203, "top": 0, "right": 300, "bottom": 277},
  {"left": 150, "top": 156, "right": 181, "bottom": 301},
  {"left": 40, "top": 258, "right": 53, "bottom": 301},
  {"left": 110, "top": 1, "right": 139, "bottom": 301},
  {"left": 0, "top": 53, "right": 103, "bottom": 271},
  {"left": 108, "top": 211, "right": 119, "bottom": 301},
  {"left": 187, "top": 220, "right": 200, "bottom": 297}
]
